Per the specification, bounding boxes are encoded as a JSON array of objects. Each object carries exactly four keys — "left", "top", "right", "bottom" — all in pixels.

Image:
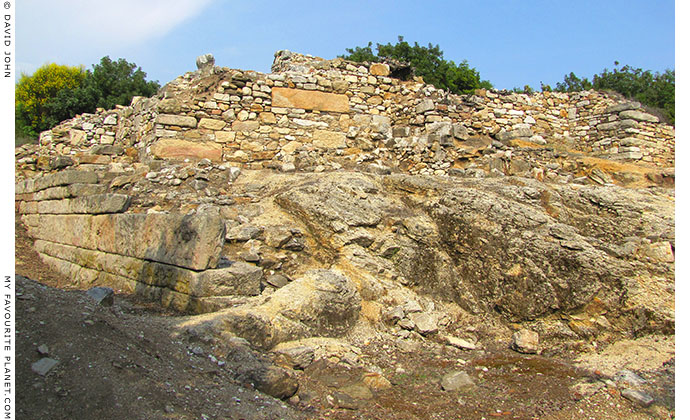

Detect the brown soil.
[{"left": 15, "top": 218, "right": 674, "bottom": 419}]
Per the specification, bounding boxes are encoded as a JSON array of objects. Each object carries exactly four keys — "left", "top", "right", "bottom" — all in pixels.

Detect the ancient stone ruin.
[{"left": 15, "top": 51, "right": 674, "bottom": 363}]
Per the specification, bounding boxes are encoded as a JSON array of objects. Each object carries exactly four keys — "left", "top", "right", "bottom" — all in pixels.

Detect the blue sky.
[{"left": 18, "top": 0, "right": 675, "bottom": 90}]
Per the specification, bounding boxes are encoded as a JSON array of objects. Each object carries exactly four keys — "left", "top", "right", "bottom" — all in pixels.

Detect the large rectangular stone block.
[
  {"left": 29, "top": 170, "right": 98, "bottom": 193},
  {"left": 29, "top": 194, "right": 131, "bottom": 214},
  {"left": 36, "top": 252, "right": 191, "bottom": 312},
  {"left": 312, "top": 130, "right": 347, "bottom": 149},
  {"left": 33, "top": 184, "right": 107, "bottom": 201},
  {"left": 35, "top": 240, "right": 261, "bottom": 297},
  {"left": 272, "top": 87, "right": 349, "bottom": 113},
  {"left": 15, "top": 178, "right": 35, "bottom": 195},
  {"left": 155, "top": 114, "right": 198, "bottom": 128},
  {"left": 23, "top": 211, "right": 225, "bottom": 270},
  {"left": 150, "top": 138, "right": 223, "bottom": 162}
]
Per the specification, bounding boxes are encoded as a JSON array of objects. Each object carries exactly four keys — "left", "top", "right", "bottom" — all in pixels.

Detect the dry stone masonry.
[
  {"left": 16, "top": 50, "right": 674, "bottom": 183},
  {"left": 15, "top": 51, "right": 675, "bottom": 351}
]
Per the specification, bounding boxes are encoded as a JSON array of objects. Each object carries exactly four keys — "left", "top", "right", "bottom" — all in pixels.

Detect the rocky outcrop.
[
  {"left": 184, "top": 269, "right": 361, "bottom": 349},
  {"left": 270, "top": 172, "right": 674, "bottom": 330},
  {"left": 14, "top": 51, "right": 674, "bottom": 359}
]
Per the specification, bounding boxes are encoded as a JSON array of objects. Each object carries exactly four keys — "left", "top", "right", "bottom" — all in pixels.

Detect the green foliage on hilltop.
[
  {"left": 555, "top": 63, "right": 674, "bottom": 124},
  {"left": 342, "top": 36, "right": 493, "bottom": 94},
  {"left": 15, "top": 63, "right": 86, "bottom": 140},
  {"left": 15, "top": 57, "right": 160, "bottom": 144}
]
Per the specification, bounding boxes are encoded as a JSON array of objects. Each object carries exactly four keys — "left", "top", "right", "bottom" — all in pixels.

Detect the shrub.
[
  {"left": 342, "top": 36, "right": 492, "bottom": 94},
  {"left": 15, "top": 57, "right": 160, "bottom": 141},
  {"left": 555, "top": 63, "right": 674, "bottom": 124},
  {"left": 15, "top": 63, "right": 86, "bottom": 136}
]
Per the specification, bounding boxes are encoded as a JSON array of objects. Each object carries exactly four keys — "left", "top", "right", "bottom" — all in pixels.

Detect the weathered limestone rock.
[
  {"left": 270, "top": 173, "right": 673, "bottom": 330},
  {"left": 606, "top": 102, "right": 641, "bottom": 113},
  {"left": 34, "top": 240, "right": 260, "bottom": 298},
  {"left": 157, "top": 98, "right": 183, "bottom": 114},
  {"left": 155, "top": 114, "right": 198, "bottom": 128},
  {"left": 215, "top": 131, "right": 236, "bottom": 143},
  {"left": 188, "top": 262, "right": 262, "bottom": 297},
  {"left": 619, "top": 110, "right": 659, "bottom": 123},
  {"left": 252, "top": 366, "right": 299, "bottom": 400},
  {"left": 597, "top": 121, "right": 620, "bottom": 131},
  {"left": 457, "top": 135, "right": 492, "bottom": 156},
  {"left": 441, "top": 371, "right": 475, "bottom": 391},
  {"left": 68, "top": 129, "right": 87, "bottom": 145},
  {"left": 312, "top": 130, "right": 347, "bottom": 149},
  {"left": 28, "top": 170, "right": 98, "bottom": 193},
  {"left": 75, "top": 154, "right": 112, "bottom": 165},
  {"left": 369, "top": 63, "right": 390, "bottom": 76},
  {"left": 231, "top": 121, "right": 260, "bottom": 132},
  {"left": 637, "top": 241, "right": 674, "bottom": 263},
  {"left": 453, "top": 124, "right": 469, "bottom": 140},
  {"left": 30, "top": 194, "right": 131, "bottom": 214},
  {"left": 33, "top": 184, "right": 107, "bottom": 201},
  {"left": 415, "top": 99, "right": 435, "bottom": 114},
  {"left": 272, "top": 345, "right": 315, "bottom": 370},
  {"left": 408, "top": 312, "right": 439, "bottom": 335},
  {"left": 103, "top": 114, "right": 117, "bottom": 125},
  {"left": 198, "top": 118, "right": 227, "bottom": 130},
  {"left": 271, "top": 87, "right": 349, "bottom": 113},
  {"left": 511, "top": 329, "right": 539, "bottom": 354},
  {"left": 196, "top": 53, "right": 215, "bottom": 73},
  {"left": 50, "top": 156, "right": 74, "bottom": 169},
  {"left": 23, "top": 211, "right": 225, "bottom": 270},
  {"left": 210, "top": 269, "right": 361, "bottom": 349},
  {"left": 90, "top": 144, "right": 124, "bottom": 155},
  {"left": 150, "top": 139, "right": 222, "bottom": 162},
  {"left": 496, "top": 127, "right": 533, "bottom": 142},
  {"left": 215, "top": 338, "right": 299, "bottom": 400},
  {"left": 275, "top": 173, "right": 387, "bottom": 236},
  {"left": 621, "top": 389, "right": 654, "bottom": 407},
  {"left": 444, "top": 335, "right": 477, "bottom": 350}
]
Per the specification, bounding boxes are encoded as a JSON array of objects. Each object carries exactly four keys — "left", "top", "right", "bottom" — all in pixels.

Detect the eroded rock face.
[
  {"left": 202, "top": 269, "right": 361, "bottom": 349},
  {"left": 272, "top": 172, "right": 674, "bottom": 333}
]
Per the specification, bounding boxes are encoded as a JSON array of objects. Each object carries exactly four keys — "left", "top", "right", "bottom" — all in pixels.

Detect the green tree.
[
  {"left": 512, "top": 85, "right": 534, "bottom": 94},
  {"left": 555, "top": 63, "right": 675, "bottom": 124},
  {"left": 86, "top": 56, "right": 160, "bottom": 110},
  {"left": 45, "top": 56, "right": 160, "bottom": 125},
  {"left": 15, "top": 63, "right": 86, "bottom": 136},
  {"left": 342, "top": 42, "right": 377, "bottom": 62},
  {"left": 592, "top": 65, "right": 674, "bottom": 123},
  {"left": 555, "top": 72, "right": 593, "bottom": 92},
  {"left": 342, "top": 36, "right": 492, "bottom": 94},
  {"left": 16, "top": 57, "right": 160, "bottom": 142}
]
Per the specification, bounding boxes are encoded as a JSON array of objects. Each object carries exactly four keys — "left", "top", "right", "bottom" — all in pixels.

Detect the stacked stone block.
[
  {"left": 16, "top": 51, "right": 674, "bottom": 182},
  {"left": 15, "top": 170, "right": 261, "bottom": 313}
]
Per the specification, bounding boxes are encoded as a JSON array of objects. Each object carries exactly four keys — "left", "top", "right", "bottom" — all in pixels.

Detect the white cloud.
[
  {"left": 67, "top": 0, "right": 215, "bottom": 45},
  {"left": 19, "top": 0, "right": 215, "bottom": 69}
]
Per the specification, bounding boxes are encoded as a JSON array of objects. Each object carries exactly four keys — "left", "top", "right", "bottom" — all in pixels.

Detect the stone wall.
[
  {"left": 16, "top": 170, "right": 262, "bottom": 313},
  {"left": 16, "top": 50, "right": 674, "bottom": 183},
  {"left": 14, "top": 50, "right": 676, "bottom": 316}
]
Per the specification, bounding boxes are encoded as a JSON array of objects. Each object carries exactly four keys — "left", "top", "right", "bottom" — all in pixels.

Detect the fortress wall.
[
  {"left": 15, "top": 170, "right": 262, "bottom": 313},
  {"left": 16, "top": 51, "right": 674, "bottom": 182}
]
